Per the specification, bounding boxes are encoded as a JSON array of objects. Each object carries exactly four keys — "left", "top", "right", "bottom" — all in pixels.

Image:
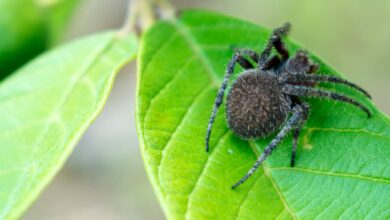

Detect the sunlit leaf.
[
  {"left": 137, "top": 10, "right": 390, "bottom": 219},
  {"left": 0, "top": 31, "right": 137, "bottom": 219}
]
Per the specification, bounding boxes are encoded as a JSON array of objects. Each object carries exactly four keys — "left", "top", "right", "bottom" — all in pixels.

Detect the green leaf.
[
  {"left": 0, "top": 31, "right": 137, "bottom": 219},
  {"left": 0, "top": 0, "right": 80, "bottom": 78},
  {"left": 137, "top": 10, "right": 390, "bottom": 219}
]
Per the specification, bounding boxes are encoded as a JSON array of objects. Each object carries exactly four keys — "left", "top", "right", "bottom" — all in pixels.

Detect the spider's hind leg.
[
  {"left": 291, "top": 102, "right": 309, "bottom": 167},
  {"left": 283, "top": 73, "right": 371, "bottom": 98},
  {"left": 205, "top": 51, "right": 253, "bottom": 152},
  {"left": 232, "top": 103, "right": 308, "bottom": 189},
  {"left": 291, "top": 128, "right": 300, "bottom": 167},
  {"left": 283, "top": 85, "right": 372, "bottom": 117}
]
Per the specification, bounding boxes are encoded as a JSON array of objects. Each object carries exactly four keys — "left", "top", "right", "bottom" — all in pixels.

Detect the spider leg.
[
  {"left": 273, "top": 36, "right": 289, "bottom": 61},
  {"left": 290, "top": 101, "right": 309, "bottom": 167},
  {"left": 309, "top": 63, "right": 320, "bottom": 74},
  {"left": 283, "top": 85, "right": 372, "bottom": 117},
  {"left": 263, "top": 55, "right": 281, "bottom": 70},
  {"left": 237, "top": 55, "right": 254, "bottom": 69},
  {"left": 282, "top": 73, "right": 371, "bottom": 99},
  {"left": 259, "top": 23, "right": 291, "bottom": 68},
  {"left": 291, "top": 128, "right": 300, "bottom": 167},
  {"left": 205, "top": 52, "right": 253, "bottom": 152},
  {"left": 235, "top": 49, "right": 260, "bottom": 64},
  {"left": 231, "top": 104, "right": 306, "bottom": 189}
]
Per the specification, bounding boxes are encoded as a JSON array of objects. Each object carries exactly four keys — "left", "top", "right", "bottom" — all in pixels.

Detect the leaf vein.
[
  {"left": 270, "top": 167, "right": 390, "bottom": 184},
  {"left": 249, "top": 141, "right": 298, "bottom": 219},
  {"left": 157, "top": 85, "right": 211, "bottom": 201},
  {"left": 183, "top": 131, "right": 230, "bottom": 219},
  {"left": 172, "top": 21, "right": 220, "bottom": 87},
  {"left": 304, "top": 127, "right": 390, "bottom": 141},
  {"left": 234, "top": 174, "right": 266, "bottom": 220},
  {"left": 143, "top": 56, "right": 196, "bottom": 150}
]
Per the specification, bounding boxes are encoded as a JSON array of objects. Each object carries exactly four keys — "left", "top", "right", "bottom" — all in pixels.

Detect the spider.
[{"left": 205, "top": 23, "right": 372, "bottom": 189}]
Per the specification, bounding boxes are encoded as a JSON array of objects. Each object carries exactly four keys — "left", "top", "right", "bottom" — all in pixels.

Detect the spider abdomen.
[{"left": 226, "top": 71, "right": 290, "bottom": 139}]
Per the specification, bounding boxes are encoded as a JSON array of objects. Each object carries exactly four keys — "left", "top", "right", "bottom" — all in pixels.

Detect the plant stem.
[{"left": 119, "top": 0, "right": 175, "bottom": 36}]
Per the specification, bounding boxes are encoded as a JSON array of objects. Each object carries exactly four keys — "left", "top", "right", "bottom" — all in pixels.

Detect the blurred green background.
[
  {"left": 0, "top": 0, "right": 79, "bottom": 78},
  {"left": 2, "top": 0, "right": 385, "bottom": 219}
]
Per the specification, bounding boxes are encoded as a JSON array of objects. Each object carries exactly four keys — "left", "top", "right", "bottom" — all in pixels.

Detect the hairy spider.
[{"left": 205, "top": 23, "right": 372, "bottom": 189}]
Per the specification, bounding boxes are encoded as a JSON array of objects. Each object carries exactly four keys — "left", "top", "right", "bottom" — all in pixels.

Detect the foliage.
[
  {"left": 0, "top": 1, "right": 389, "bottom": 218},
  {"left": 137, "top": 10, "right": 390, "bottom": 219},
  {"left": 0, "top": 32, "right": 137, "bottom": 219},
  {"left": 0, "top": 0, "right": 79, "bottom": 78}
]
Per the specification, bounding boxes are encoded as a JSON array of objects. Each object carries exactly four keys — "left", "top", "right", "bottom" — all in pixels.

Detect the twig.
[{"left": 118, "top": 0, "right": 175, "bottom": 36}]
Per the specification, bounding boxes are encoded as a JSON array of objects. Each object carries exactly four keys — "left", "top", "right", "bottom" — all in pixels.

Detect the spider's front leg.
[
  {"left": 234, "top": 49, "right": 260, "bottom": 65},
  {"left": 259, "top": 22, "right": 291, "bottom": 69},
  {"left": 205, "top": 52, "right": 254, "bottom": 152},
  {"left": 232, "top": 103, "right": 308, "bottom": 189}
]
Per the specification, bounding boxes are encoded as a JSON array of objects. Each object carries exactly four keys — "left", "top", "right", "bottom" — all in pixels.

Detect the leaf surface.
[
  {"left": 137, "top": 10, "right": 390, "bottom": 219},
  {"left": 0, "top": 31, "right": 137, "bottom": 219}
]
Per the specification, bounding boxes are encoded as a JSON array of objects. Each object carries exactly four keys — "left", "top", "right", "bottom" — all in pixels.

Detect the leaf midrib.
[{"left": 169, "top": 19, "right": 298, "bottom": 219}]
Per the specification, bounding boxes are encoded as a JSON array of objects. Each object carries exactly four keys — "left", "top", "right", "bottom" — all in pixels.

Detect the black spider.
[{"left": 205, "top": 23, "right": 371, "bottom": 189}]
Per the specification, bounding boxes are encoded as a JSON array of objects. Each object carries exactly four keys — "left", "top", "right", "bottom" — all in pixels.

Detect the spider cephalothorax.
[{"left": 205, "top": 23, "right": 372, "bottom": 189}]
